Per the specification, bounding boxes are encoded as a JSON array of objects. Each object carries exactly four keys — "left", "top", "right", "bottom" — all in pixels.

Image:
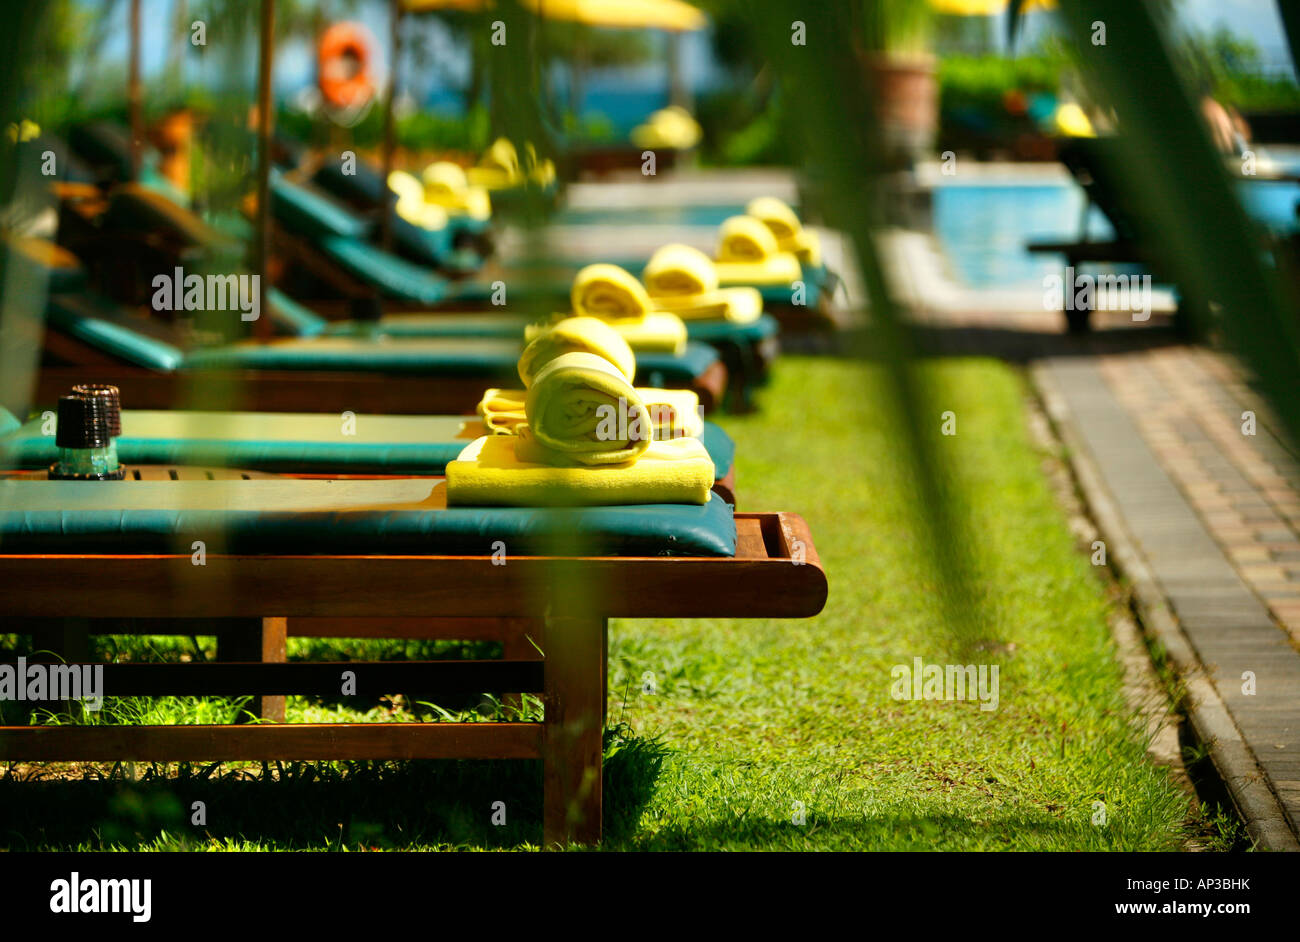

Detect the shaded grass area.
[{"left": 0, "top": 357, "right": 1205, "bottom": 850}]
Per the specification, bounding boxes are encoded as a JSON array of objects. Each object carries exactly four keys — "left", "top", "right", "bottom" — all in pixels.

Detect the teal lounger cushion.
[
  {"left": 317, "top": 234, "right": 452, "bottom": 305},
  {"left": 269, "top": 173, "right": 372, "bottom": 241},
  {"left": 267, "top": 289, "right": 329, "bottom": 338},
  {"left": 0, "top": 479, "right": 737, "bottom": 557},
  {"left": 44, "top": 294, "right": 719, "bottom": 384},
  {"left": 634, "top": 342, "right": 718, "bottom": 387},
  {"left": 319, "top": 311, "right": 780, "bottom": 348},
  {"left": 0, "top": 409, "right": 736, "bottom": 480},
  {"left": 182, "top": 336, "right": 528, "bottom": 378},
  {"left": 183, "top": 335, "right": 718, "bottom": 385},
  {"left": 46, "top": 294, "right": 187, "bottom": 371}
]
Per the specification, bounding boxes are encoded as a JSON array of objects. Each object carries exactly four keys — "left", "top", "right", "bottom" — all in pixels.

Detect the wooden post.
[
  {"left": 29, "top": 619, "right": 92, "bottom": 717},
  {"left": 216, "top": 617, "right": 288, "bottom": 722},
  {"left": 667, "top": 30, "right": 688, "bottom": 111},
  {"left": 253, "top": 0, "right": 276, "bottom": 340},
  {"left": 128, "top": 0, "right": 143, "bottom": 178},
  {"left": 541, "top": 616, "right": 605, "bottom": 847},
  {"left": 379, "top": 0, "right": 400, "bottom": 254}
]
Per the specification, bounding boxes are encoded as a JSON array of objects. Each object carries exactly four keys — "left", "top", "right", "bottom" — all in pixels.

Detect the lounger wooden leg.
[
  {"left": 216, "top": 617, "right": 287, "bottom": 723},
  {"left": 542, "top": 616, "right": 605, "bottom": 848},
  {"left": 29, "top": 619, "right": 92, "bottom": 716},
  {"left": 501, "top": 618, "right": 543, "bottom": 715}
]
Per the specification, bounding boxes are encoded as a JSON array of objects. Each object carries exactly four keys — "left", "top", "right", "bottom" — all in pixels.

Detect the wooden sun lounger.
[
  {"left": 37, "top": 332, "right": 729, "bottom": 416},
  {"left": 0, "top": 512, "right": 826, "bottom": 847}
]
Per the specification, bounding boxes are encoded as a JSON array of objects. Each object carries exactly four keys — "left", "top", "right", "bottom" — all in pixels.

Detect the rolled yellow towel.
[
  {"left": 630, "top": 106, "right": 702, "bottom": 151},
  {"left": 571, "top": 263, "right": 653, "bottom": 323},
  {"left": 714, "top": 215, "right": 802, "bottom": 286},
  {"left": 523, "top": 351, "right": 652, "bottom": 466},
  {"left": 517, "top": 316, "right": 636, "bottom": 388},
  {"left": 566, "top": 263, "right": 688, "bottom": 353},
  {"left": 479, "top": 386, "right": 702, "bottom": 439},
  {"left": 642, "top": 244, "right": 763, "bottom": 324},
  {"left": 421, "top": 161, "right": 492, "bottom": 220},
  {"left": 467, "top": 138, "right": 557, "bottom": 190},
  {"left": 745, "top": 196, "right": 822, "bottom": 267},
  {"left": 445, "top": 433, "right": 714, "bottom": 506}
]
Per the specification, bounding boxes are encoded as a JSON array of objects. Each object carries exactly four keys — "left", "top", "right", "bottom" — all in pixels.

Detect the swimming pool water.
[{"left": 934, "top": 177, "right": 1300, "bottom": 289}]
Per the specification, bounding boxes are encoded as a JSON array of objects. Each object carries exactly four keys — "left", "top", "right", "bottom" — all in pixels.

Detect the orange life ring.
[{"left": 318, "top": 22, "right": 375, "bottom": 111}]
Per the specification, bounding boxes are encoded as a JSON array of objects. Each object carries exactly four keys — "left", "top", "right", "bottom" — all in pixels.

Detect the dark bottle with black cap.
[
  {"left": 71, "top": 383, "right": 122, "bottom": 469},
  {"left": 48, "top": 391, "right": 125, "bottom": 480}
]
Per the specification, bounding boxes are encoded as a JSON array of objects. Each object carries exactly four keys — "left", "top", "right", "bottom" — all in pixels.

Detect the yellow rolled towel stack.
[
  {"left": 641, "top": 244, "right": 763, "bottom": 324},
  {"left": 745, "top": 196, "right": 822, "bottom": 268},
  {"left": 466, "top": 137, "right": 556, "bottom": 190},
  {"left": 448, "top": 318, "right": 714, "bottom": 506},
  {"left": 714, "top": 215, "right": 802, "bottom": 286},
  {"left": 630, "top": 106, "right": 702, "bottom": 151},
  {"left": 389, "top": 170, "right": 451, "bottom": 231},
  {"left": 479, "top": 317, "right": 703, "bottom": 439},
  {"left": 529, "top": 263, "right": 688, "bottom": 356},
  {"left": 419, "top": 161, "right": 492, "bottom": 221}
]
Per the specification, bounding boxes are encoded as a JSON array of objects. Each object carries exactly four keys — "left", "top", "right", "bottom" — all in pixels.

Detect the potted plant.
[{"left": 859, "top": 0, "right": 938, "bottom": 161}]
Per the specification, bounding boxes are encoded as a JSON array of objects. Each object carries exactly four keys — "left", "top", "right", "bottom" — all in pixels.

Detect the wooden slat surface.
[
  {"left": 40, "top": 660, "right": 545, "bottom": 696},
  {"left": 0, "top": 722, "right": 543, "bottom": 762}
]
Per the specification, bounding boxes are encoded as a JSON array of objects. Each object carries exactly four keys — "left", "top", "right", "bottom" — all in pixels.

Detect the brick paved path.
[{"left": 1043, "top": 346, "right": 1300, "bottom": 844}]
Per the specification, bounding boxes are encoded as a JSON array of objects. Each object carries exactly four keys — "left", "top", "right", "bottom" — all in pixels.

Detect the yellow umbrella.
[
  {"left": 402, "top": 0, "right": 707, "bottom": 31},
  {"left": 928, "top": 0, "right": 1055, "bottom": 13}
]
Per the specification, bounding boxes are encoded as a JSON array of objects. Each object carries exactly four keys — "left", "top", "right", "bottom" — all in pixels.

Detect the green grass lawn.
[{"left": 0, "top": 357, "right": 1212, "bottom": 851}]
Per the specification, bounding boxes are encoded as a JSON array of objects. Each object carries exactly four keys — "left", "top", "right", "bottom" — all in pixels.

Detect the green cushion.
[
  {"left": 682, "top": 313, "right": 779, "bottom": 346},
  {"left": 318, "top": 235, "right": 451, "bottom": 305},
  {"left": 323, "top": 313, "right": 535, "bottom": 339},
  {"left": 0, "top": 409, "right": 735, "bottom": 480},
  {"left": 46, "top": 294, "right": 186, "bottom": 371},
  {"left": 45, "top": 295, "right": 718, "bottom": 384},
  {"left": 269, "top": 174, "right": 372, "bottom": 241},
  {"left": 182, "top": 336, "right": 526, "bottom": 378},
  {"left": 635, "top": 342, "right": 718, "bottom": 386},
  {"left": 323, "top": 312, "right": 778, "bottom": 348},
  {"left": 266, "top": 289, "right": 328, "bottom": 338},
  {"left": 0, "top": 479, "right": 737, "bottom": 557}
]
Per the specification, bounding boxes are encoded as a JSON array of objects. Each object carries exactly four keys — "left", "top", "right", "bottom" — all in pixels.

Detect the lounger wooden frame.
[{"left": 0, "top": 512, "right": 826, "bottom": 846}]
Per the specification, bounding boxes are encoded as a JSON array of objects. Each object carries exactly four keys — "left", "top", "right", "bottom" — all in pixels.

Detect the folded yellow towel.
[
  {"left": 467, "top": 137, "right": 556, "bottom": 190},
  {"left": 746, "top": 196, "right": 822, "bottom": 267},
  {"left": 517, "top": 316, "right": 636, "bottom": 388},
  {"left": 714, "top": 215, "right": 802, "bottom": 286},
  {"left": 420, "top": 161, "right": 492, "bottom": 220},
  {"left": 479, "top": 386, "right": 702, "bottom": 439},
  {"left": 445, "top": 433, "right": 714, "bottom": 506},
  {"left": 642, "top": 244, "right": 764, "bottom": 324},
  {"left": 524, "top": 352, "right": 652, "bottom": 466},
  {"left": 477, "top": 388, "right": 529, "bottom": 433}
]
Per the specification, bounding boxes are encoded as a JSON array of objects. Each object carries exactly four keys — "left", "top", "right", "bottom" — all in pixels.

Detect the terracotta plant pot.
[{"left": 862, "top": 52, "right": 938, "bottom": 160}]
